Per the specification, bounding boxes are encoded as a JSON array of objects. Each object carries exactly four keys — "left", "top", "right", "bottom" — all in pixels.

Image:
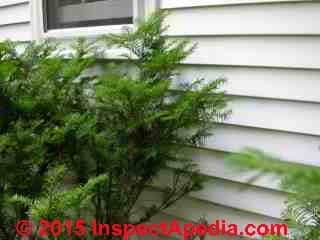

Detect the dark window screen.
[{"left": 44, "top": 0, "right": 133, "bottom": 31}]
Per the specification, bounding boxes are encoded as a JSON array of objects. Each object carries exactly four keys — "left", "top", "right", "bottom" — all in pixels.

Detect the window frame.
[{"left": 31, "top": 0, "right": 159, "bottom": 40}]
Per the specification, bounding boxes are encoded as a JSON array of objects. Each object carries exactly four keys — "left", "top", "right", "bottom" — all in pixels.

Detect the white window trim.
[{"left": 30, "top": 0, "right": 159, "bottom": 41}]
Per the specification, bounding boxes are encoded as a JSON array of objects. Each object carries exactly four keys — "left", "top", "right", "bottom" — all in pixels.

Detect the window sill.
[{"left": 43, "top": 24, "right": 133, "bottom": 40}]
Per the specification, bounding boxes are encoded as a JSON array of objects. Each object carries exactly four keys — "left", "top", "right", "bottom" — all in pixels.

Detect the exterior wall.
[
  {"left": 1, "top": 0, "right": 320, "bottom": 238},
  {"left": 0, "top": 0, "right": 31, "bottom": 41},
  {"left": 157, "top": 0, "right": 320, "bottom": 237}
]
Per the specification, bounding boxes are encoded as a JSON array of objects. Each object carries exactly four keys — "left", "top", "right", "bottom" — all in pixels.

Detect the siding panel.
[
  {"left": 181, "top": 36, "right": 320, "bottom": 69},
  {"left": 0, "top": 3, "right": 29, "bottom": 26},
  {"left": 139, "top": 190, "right": 282, "bottom": 236},
  {"left": 0, "top": 0, "right": 28, "bottom": 8},
  {"left": 180, "top": 148, "right": 282, "bottom": 190},
  {"left": 175, "top": 66, "right": 320, "bottom": 103},
  {"left": 226, "top": 97, "right": 320, "bottom": 135},
  {"left": 206, "top": 125, "right": 320, "bottom": 167},
  {"left": 154, "top": 170, "right": 287, "bottom": 218},
  {"left": 0, "top": 23, "right": 31, "bottom": 41},
  {"left": 165, "top": 3, "right": 320, "bottom": 36},
  {"left": 161, "top": 0, "right": 310, "bottom": 9},
  {"left": 0, "top": 1, "right": 31, "bottom": 41}
]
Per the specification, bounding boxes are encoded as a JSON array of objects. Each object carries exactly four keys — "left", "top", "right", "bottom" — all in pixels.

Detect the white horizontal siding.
[
  {"left": 0, "top": 3, "right": 29, "bottom": 26},
  {"left": 161, "top": 0, "right": 310, "bottom": 9},
  {"left": 0, "top": 1, "right": 31, "bottom": 41},
  {"left": 154, "top": 170, "right": 287, "bottom": 218},
  {"left": 0, "top": 23, "right": 31, "bottom": 41},
  {"left": 180, "top": 148, "right": 282, "bottom": 190},
  {"left": 226, "top": 97, "right": 320, "bottom": 136},
  {"left": 206, "top": 125, "right": 320, "bottom": 167},
  {"left": 155, "top": 123, "right": 318, "bottom": 230},
  {"left": 0, "top": 0, "right": 28, "bottom": 8},
  {"left": 175, "top": 66, "right": 320, "bottom": 103},
  {"left": 164, "top": 2, "right": 320, "bottom": 36},
  {"left": 139, "top": 190, "right": 282, "bottom": 238},
  {"left": 180, "top": 36, "right": 320, "bottom": 69}
]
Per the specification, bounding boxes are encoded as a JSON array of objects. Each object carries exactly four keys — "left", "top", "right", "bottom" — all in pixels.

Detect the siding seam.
[
  {"left": 148, "top": 186, "right": 284, "bottom": 221},
  {"left": 0, "top": 21, "right": 30, "bottom": 28},
  {"left": 161, "top": 0, "right": 316, "bottom": 10},
  {"left": 0, "top": 1, "right": 28, "bottom": 9}
]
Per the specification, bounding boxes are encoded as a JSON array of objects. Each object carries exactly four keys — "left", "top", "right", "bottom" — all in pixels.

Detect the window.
[
  {"left": 44, "top": 0, "right": 133, "bottom": 31},
  {"left": 31, "top": 0, "right": 157, "bottom": 39}
]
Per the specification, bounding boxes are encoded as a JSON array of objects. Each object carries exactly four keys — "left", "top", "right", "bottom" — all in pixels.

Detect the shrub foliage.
[
  {"left": 228, "top": 148, "right": 320, "bottom": 240},
  {"left": 0, "top": 12, "right": 228, "bottom": 239}
]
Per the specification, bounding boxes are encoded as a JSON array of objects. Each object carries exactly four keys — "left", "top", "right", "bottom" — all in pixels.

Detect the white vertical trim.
[
  {"left": 133, "top": 0, "right": 145, "bottom": 23},
  {"left": 30, "top": 0, "right": 44, "bottom": 41},
  {"left": 144, "top": 0, "right": 159, "bottom": 18}
]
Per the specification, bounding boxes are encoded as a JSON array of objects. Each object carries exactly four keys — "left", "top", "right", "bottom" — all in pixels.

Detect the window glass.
[{"left": 44, "top": 0, "right": 133, "bottom": 30}]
